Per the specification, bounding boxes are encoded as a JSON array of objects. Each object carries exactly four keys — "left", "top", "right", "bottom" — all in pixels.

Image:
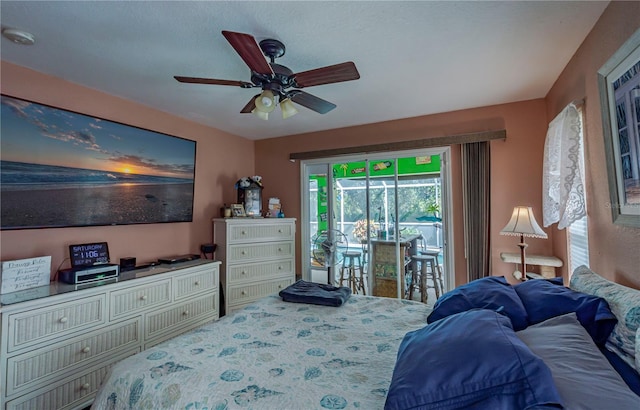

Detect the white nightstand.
[{"left": 500, "top": 252, "right": 563, "bottom": 279}]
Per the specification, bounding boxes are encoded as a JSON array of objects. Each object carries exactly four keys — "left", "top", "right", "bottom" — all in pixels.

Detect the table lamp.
[{"left": 500, "top": 206, "right": 547, "bottom": 280}]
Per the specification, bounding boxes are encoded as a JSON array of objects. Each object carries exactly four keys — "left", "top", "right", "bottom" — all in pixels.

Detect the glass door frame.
[{"left": 300, "top": 147, "right": 454, "bottom": 296}]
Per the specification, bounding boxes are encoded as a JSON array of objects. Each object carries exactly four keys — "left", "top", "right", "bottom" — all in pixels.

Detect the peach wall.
[
  {"left": 545, "top": 2, "right": 640, "bottom": 288},
  {"left": 7, "top": 3, "right": 636, "bottom": 290},
  {"left": 0, "top": 62, "right": 254, "bottom": 278},
  {"left": 256, "top": 99, "right": 551, "bottom": 286}
]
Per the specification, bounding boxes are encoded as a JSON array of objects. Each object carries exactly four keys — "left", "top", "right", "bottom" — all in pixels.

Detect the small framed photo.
[{"left": 231, "top": 203, "right": 246, "bottom": 217}]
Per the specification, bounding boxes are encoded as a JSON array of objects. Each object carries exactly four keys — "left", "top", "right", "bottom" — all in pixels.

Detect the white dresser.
[
  {"left": 213, "top": 218, "right": 296, "bottom": 314},
  {"left": 0, "top": 259, "right": 219, "bottom": 410}
]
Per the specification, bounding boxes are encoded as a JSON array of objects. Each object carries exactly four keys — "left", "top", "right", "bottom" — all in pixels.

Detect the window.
[
  {"left": 567, "top": 105, "right": 589, "bottom": 279},
  {"left": 568, "top": 215, "right": 589, "bottom": 278}
]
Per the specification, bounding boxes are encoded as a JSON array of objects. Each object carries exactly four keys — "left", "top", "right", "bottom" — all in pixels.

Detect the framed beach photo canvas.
[
  {"left": 598, "top": 29, "right": 640, "bottom": 227},
  {"left": 0, "top": 95, "right": 197, "bottom": 230}
]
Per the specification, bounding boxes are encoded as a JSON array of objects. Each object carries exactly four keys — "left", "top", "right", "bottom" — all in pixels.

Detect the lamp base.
[
  {"left": 517, "top": 234, "right": 528, "bottom": 281},
  {"left": 513, "top": 270, "right": 524, "bottom": 281}
]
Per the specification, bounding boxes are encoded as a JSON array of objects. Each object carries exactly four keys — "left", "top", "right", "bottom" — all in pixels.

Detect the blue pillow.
[
  {"left": 514, "top": 278, "right": 617, "bottom": 345},
  {"left": 426, "top": 276, "right": 529, "bottom": 330},
  {"left": 385, "top": 309, "right": 563, "bottom": 410}
]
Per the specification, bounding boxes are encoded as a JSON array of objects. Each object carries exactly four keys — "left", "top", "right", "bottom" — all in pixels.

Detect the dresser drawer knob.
[
  {"left": 81, "top": 346, "right": 91, "bottom": 353},
  {"left": 58, "top": 317, "right": 68, "bottom": 323},
  {"left": 194, "top": 281, "right": 200, "bottom": 286},
  {"left": 182, "top": 310, "right": 189, "bottom": 316},
  {"left": 241, "top": 230, "right": 247, "bottom": 235},
  {"left": 241, "top": 271, "right": 246, "bottom": 275},
  {"left": 140, "top": 295, "right": 148, "bottom": 301},
  {"left": 80, "top": 383, "right": 90, "bottom": 390},
  {"left": 278, "top": 229, "right": 283, "bottom": 233},
  {"left": 278, "top": 266, "right": 283, "bottom": 270},
  {"left": 278, "top": 284, "right": 283, "bottom": 289},
  {"left": 241, "top": 290, "right": 246, "bottom": 295},
  {"left": 241, "top": 250, "right": 246, "bottom": 255}
]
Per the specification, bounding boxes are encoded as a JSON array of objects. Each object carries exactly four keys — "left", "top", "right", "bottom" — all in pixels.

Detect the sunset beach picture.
[{"left": 1, "top": 95, "right": 197, "bottom": 230}]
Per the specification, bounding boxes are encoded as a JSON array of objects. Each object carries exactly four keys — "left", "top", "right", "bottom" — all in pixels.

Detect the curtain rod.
[{"left": 289, "top": 129, "right": 506, "bottom": 161}]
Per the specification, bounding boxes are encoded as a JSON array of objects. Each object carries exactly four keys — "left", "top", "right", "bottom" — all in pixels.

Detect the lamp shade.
[
  {"left": 500, "top": 206, "right": 547, "bottom": 238},
  {"left": 280, "top": 98, "right": 298, "bottom": 119},
  {"left": 251, "top": 107, "right": 269, "bottom": 120},
  {"left": 254, "top": 90, "right": 276, "bottom": 113}
]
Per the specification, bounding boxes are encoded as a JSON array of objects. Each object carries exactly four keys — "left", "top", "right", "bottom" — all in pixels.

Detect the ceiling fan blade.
[
  {"left": 222, "top": 31, "right": 274, "bottom": 76},
  {"left": 240, "top": 95, "right": 258, "bottom": 113},
  {"left": 293, "top": 62, "right": 360, "bottom": 88},
  {"left": 174, "top": 76, "right": 253, "bottom": 87},
  {"left": 290, "top": 90, "right": 336, "bottom": 114}
]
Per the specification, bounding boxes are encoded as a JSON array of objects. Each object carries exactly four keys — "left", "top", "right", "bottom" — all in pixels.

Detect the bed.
[
  {"left": 91, "top": 291, "right": 431, "bottom": 409},
  {"left": 92, "top": 268, "right": 640, "bottom": 410}
]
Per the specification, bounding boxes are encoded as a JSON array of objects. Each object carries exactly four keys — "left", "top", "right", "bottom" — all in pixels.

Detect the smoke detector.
[{"left": 2, "top": 28, "right": 35, "bottom": 45}]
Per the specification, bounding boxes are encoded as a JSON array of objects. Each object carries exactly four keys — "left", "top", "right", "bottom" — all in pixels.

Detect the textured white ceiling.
[{"left": 0, "top": 1, "right": 608, "bottom": 140}]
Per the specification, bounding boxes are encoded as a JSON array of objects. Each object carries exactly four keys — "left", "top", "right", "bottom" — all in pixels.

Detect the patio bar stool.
[
  {"left": 340, "top": 251, "right": 366, "bottom": 295},
  {"left": 410, "top": 254, "right": 440, "bottom": 303},
  {"left": 420, "top": 248, "right": 444, "bottom": 295}
]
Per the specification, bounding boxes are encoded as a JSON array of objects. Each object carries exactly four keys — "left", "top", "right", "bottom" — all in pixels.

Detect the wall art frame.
[
  {"left": 598, "top": 28, "right": 640, "bottom": 228},
  {"left": 231, "top": 203, "right": 246, "bottom": 217},
  {"left": 1, "top": 94, "right": 197, "bottom": 230}
]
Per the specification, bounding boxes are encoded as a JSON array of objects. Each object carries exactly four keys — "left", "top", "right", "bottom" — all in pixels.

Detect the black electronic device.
[
  {"left": 120, "top": 257, "right": 137, "bottom": 271},
  {"left": 61, "top": 241, "right": 119, "bottom": 284},
  {"left": 58, "top": 264, "right": 120, "bottom": 284},
  {"left": 158, "top": 254, "right": 201, "bottom": 264},
  {"left": 69, "top": 242, "right": 110, "bottom": 268}
]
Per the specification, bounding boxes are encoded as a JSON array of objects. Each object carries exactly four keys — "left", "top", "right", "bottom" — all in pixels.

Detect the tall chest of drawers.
[
  {"left": 0, "top": 260, "right": 219, "bottom": 410},
  {"left": 213, "top": 218, "right": 296, "bottom": 314}
]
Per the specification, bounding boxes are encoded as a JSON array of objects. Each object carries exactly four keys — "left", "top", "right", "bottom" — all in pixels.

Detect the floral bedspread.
[{"left": 91, "top": 294, "right": 431, "bottom": 410}]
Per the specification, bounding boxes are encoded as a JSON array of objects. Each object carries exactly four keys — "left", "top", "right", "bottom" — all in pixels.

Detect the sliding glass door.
[{"left": 301, "top": 148, "right": 452, "bottom": 303}]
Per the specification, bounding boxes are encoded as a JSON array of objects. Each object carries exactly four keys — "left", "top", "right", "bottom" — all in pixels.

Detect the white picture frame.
[{"left": 598, "top": 28, "right": 640, "bottom": 227}]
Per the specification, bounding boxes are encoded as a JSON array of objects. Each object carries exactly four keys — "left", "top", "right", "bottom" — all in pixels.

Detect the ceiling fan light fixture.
[
  {"left": 254, "top": 90, "right": 276, "bottom": 113},
  {"left": 2, "top": 28, "right": 35, "bottom": 45},
  {"left": 280, "top": 98, "right": 298, "bottom": 119},
  {"left": 251, "top": 107, "right": 269, "bottom": 120}
]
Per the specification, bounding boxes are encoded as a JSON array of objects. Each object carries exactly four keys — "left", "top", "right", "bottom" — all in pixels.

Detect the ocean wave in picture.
[{"left": 0, "top": 160, "right": 191, "bottom": 191}]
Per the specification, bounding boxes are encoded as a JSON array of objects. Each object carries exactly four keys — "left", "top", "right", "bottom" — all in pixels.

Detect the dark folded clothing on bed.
[{"left": 279, "top": 280, "right": 351, "bottom": 307}]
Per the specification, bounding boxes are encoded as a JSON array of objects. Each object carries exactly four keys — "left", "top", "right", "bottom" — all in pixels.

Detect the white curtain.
[{"left": 542, "top": 102, "right": 586, "bottom": 229}]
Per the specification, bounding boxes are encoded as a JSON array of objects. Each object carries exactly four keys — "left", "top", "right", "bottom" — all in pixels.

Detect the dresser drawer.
[
  {"left": 229, "top": 222, "right": 294, "bottom": 243},
  {"left": 145, "top": 293, "right": 218, "bottom": 340},
  {"left": 7, "top": 295, "right": 105, "bottom": 353},
  {"left": 173, "top": 266, "right": 218, "bottom": 300},
  {"left": 110, "top": 279, "right": 171, "bottom": 320},
  {"left": 6, "top": 318, "right": 140, "bottom": 396},
  {"left": 6, "top": 349, "right": 138, "bottom": 410},
  {"left": 228, "top": 259, "right": 294, "bottom": 284},
  {"left": 228, "top": 241, "right": 294, "bottom": 263},
  {"left": 228, "top": 277, "right": 294, "bottom": 307}
]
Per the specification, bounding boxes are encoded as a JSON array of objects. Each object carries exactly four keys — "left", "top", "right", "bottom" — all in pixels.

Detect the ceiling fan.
[{"left": 174, "top": 31, "right": 360, "bottom": 120}]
